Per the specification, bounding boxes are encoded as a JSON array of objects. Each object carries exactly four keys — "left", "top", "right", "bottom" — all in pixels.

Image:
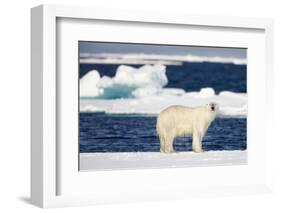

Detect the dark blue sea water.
[
  {"left": 79, "top": 62, "right": 247, "bottom": 153},
  {"left": 80, "top": 113, "right": 246, "bottom": 153}
]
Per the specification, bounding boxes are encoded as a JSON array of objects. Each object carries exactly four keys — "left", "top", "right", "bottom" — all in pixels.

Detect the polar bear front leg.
[{"left": 192, "top": 131, "right": 203, "bottom": 153}]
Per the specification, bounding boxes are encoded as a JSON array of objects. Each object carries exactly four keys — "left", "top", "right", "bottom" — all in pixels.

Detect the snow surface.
[{"left": 80, "top": 151, "right": 247, "bottom": 171}]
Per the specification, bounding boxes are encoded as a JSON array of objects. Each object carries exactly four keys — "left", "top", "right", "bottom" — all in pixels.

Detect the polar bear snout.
[{"left": 206, "top": 102, "right": 218, "bottom": 112}]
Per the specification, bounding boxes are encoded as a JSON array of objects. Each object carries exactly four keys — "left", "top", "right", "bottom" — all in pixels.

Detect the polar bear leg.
[
  {"left": 159, "top": 134, "right": 166, "bottom": 153},
  {"left": 164, "top": 136, "right": 175, "bottom": 153},
  {"left": 192, "top": 132, "right": 203, "bottom": 153}
]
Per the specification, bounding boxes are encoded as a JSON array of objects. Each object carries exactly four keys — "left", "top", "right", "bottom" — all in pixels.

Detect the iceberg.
[
  {"left": 80, "top": 64, "right": 167, "bottom": 99},
  {"left": 79, "top": 64, "right": 247, "bottom": 117}
]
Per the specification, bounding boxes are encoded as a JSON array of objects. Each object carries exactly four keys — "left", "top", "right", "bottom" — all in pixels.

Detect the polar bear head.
[{"left": 206, "top": 102, "right": 219, "bottom": 114}]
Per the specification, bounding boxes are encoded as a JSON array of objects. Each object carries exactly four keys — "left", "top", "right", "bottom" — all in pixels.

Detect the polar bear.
[{"left": 156, "top": 103, "right": 218, "bottom": 153}]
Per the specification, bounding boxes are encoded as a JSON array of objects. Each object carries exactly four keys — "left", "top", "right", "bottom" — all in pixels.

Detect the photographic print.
[{"left": 79, "top": 42, "right": 247, "bottom": 171}]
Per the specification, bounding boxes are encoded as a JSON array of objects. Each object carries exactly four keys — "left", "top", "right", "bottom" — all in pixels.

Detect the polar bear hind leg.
[
  {"left": 159, "top": 134, "right": 166, "bottom": 153},
  {"left": 159, "top": 133, "right": 175, "bottom": 153}
]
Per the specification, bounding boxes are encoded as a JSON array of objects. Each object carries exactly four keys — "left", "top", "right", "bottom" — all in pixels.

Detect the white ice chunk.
[
  {"left": 79, "top": 70, "right": 102, "bottom": 97},
  {"left": 80, "top": 64, "right": 167, "bottom": 99}
]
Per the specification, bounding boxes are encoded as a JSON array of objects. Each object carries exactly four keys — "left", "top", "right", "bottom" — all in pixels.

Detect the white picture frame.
[{"left": 31, "top": 4, "right": 274, "bottom": 208}]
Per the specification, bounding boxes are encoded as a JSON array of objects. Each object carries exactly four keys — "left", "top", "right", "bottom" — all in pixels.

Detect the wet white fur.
[{"left": 156, "top": 103, "right": 218, "bottom": 153}]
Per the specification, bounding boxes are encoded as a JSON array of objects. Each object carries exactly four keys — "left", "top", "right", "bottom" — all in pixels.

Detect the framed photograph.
[
  {"left": 78, "top": 41, "right": 247, "bottom": 171},
  {"left": 31, "top": 4, "right": 274, "bottom": 208}
]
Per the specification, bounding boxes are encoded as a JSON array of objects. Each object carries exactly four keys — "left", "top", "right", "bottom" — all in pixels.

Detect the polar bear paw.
[{"left": 193, "top": 148, "right": 204, "bottom": 153}]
